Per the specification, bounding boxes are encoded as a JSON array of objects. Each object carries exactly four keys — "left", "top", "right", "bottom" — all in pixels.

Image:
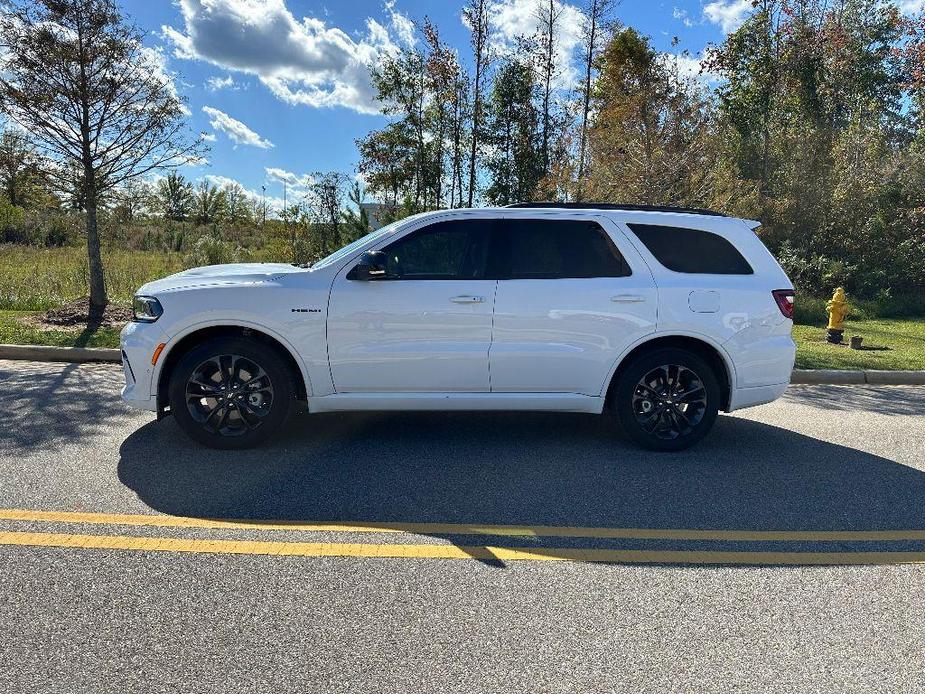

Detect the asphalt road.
[{"left": 1, "top": 358, "right": 924, "bottom": 693}]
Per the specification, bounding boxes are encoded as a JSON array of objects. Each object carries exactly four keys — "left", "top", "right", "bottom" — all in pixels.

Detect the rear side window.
[
  {"left": 495, "top": 219, "right": 631, "bottom": 279},
  {"left": 627, "top": 223, "right": 754, "bottom": 275}
]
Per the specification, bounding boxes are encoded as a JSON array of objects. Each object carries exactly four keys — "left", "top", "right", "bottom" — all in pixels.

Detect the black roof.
[{"left": 505, "top": 202, "right": 728, "bottom": 217}]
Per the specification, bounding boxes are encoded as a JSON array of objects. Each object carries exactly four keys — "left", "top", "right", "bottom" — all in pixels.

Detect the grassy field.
[
  {"left": 792, "top": 320, "right": 925, "bottom": 371},
  {"left": 0, "top": 244, "right": 187, "bottom": 311},
  {"left": 0, "top": 310, "right": 122, "bottom": 348},
  {"left": 1, "top": 243, "right": 923, "bottom": 370}
]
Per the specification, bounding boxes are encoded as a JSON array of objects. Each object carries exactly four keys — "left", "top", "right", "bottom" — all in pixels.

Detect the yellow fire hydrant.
[{"left": 825, "top": 287, "right": 850, "bottom": 344}]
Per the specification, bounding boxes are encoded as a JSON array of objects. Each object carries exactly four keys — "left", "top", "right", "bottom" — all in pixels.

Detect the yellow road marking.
[
  {"left": 2, "top": 508, "right": 925, "bottom": 542},
  {"left": 2, "top": 530, "right": 925, "bottom": 565}
]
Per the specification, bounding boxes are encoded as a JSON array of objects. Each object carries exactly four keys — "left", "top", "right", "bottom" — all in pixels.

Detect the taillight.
[{"left": 772, "top": 289, "right": 795, "bottom": 319}]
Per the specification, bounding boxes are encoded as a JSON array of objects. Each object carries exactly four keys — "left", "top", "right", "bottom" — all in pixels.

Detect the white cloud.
[
  {"left": 206, "top": 75, "right": 237, "bottom": 91},
  {"left": 899, "top": 0, "right": 925, "bottom": 13},
  {"left": 204, "top": 174, "right": 286, "bottom": 213},
  {"left": 386, "top": 0, "right": 417, "bottom": 47},
  {"left": 672, "top": 6, "right": 695, "bottom": 28},
  {"left": 703, "top": 0, "right": 753, "bottom": 33},
  {"left": 487, "top": 0, "right": 585, "bottom": 88},
  {"left": 265, "top": 167, "right": 315, "bottom": 196},
  {"left": 201, "top": 106, "right": 274, "bottom": 149},
  {"left": 142, "top": 45, "right": 191, "bottom": 115},
  {"left": 661, "top": 52, "right": 718, "bottom": 85},
  {"left": 162, "top": 0, "right": 414, "bottom": 113},
  {"left": 200, "top": 132, "right": 217, "bottom": 142}
]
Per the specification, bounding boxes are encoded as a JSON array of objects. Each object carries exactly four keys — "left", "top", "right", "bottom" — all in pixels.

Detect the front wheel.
[
  {"left": 613, "top": 348, "right": 720, "bottom": 452},
  {"left": 168, "top": 337, "right": 295, "bottom": 449}
]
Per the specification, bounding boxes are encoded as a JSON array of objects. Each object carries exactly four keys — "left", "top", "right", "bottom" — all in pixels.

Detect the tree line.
[
  {"left": 358, "top": 0, "right": 925, "bottom": 301},
  {"left": 1, "top": 0, "right": 924, "bottom": 311}
]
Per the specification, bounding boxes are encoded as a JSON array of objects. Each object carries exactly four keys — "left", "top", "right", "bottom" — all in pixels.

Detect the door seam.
[{"left": 487, "top": 279, "right": 498, "bottom": 392}]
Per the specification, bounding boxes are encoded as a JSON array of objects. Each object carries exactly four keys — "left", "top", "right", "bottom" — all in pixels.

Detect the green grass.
[
  {"left": 794, "top": 319, "right": 925, "bottom": 371},
  {"left": 0, "top": 244, "right": 186, "bottom": 311},
  {"left": 0, "top": 310, "right": 122, "bottom": 348}
]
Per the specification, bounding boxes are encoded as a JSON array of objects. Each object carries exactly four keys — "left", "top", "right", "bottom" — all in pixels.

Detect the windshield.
[{"left": 309, "top": 217, "right": 411, "bottom": 271}]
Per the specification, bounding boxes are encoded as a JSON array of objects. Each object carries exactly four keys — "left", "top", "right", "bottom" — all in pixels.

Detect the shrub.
[
  {"left": 0, "top": 197, "right": 26, "bottom": 242},
  {"left": 184, "top": 234, "right": 248, "bottom": 267}
]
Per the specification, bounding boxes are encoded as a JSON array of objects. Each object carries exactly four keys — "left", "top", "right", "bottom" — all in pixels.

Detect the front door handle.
[
  {"left": 611, "top": 294, "right": 646, "bottom": 303},
  {"left": 450, "top": 295, "right": 485, "bottom": 304}
]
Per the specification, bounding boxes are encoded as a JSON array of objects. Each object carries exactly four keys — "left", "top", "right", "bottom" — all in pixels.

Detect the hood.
[{"left": 137, "top": 263, "right": 302, "bottom": 294}]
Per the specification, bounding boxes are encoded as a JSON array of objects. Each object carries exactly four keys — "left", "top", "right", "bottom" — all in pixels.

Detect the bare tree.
[
  {"left": 463, "top": 0, "right": 491, "bottom": 207},
  {"left": 576, "top": 0, "right": 616, "bottom": 198},
  {"left": 535, "top": 0, "right": 564, "bottom": 176},
  {"left": 449, "top": 73, "right": 470, "bottom": 208},
  {"left": 306, "top": 172, "right": 347, "bottom": 256},
  {"left": 0, "top": 0, "right": 204, "bottom": 310}
]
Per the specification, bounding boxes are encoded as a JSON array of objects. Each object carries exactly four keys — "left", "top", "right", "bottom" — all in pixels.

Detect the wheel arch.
[
  {"left": 155, "top": 322, "right": 310, "bottom": 414},
  {"left": 603, "top": 333, "right": 735, "bottom": 412}
]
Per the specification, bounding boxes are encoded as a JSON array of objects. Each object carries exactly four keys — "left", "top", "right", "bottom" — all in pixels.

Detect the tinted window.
[
  {"left": 495, "top": 219, "right": 631, "bottom": 279},
  {"left": 380, "top": 219, "right": 491, "bottom": 280},
  {"left": 627, "top": 223, "right": 753, "bottom": 274}
]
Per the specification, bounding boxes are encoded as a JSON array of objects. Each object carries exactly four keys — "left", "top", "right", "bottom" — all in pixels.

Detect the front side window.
[
  {"left": 627, "top": 223, "right": 754, "bottom": 274},
  {"left": 495, "top": 219, "right": 631, "bottom": 279},
  {"left": 379, "top": 219, "right": 491, "bottom": 280}
]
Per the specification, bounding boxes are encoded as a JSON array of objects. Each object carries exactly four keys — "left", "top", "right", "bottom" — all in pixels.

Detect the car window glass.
[
  {"left": 627, "top": 223, "right": 754, "bottom": 274},
  {"left": 498, "top": 219, "right": 631, "bottom": 279},
  {"left": 381, "top": 219, "right": 491, "bottom": 280}
]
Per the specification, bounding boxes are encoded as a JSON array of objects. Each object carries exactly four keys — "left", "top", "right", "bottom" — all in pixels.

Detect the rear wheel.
[
  {"left": 168, "top": 336, "right": 294, "bottom": 449},
  {"left": 613, "top": 348, "right": 720, "bottom": 451}
]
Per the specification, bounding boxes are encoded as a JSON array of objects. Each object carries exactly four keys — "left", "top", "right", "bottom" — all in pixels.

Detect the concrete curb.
[
  {"left": 790, "top": 369, "right": 925, "bottom": 386},
  {"left": 0, "top": 344, "right": 120, "bottom": 363},
  {"left": 1, "top": 345, "right": 924, "bottom": 385},
  {"left": 865, "top": 370, "right": 925, "bottom": 386},
  {"left": 790, "top": 369, "right": 865, "bottom": 384}
]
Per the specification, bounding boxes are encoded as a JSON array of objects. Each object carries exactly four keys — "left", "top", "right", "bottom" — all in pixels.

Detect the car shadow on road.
[
  {"left": 117, "top": 404, "right": 925, "bottom": 565},
  {"left": 784, "top": 384, "right": 925, "bottom": 416},
  {"left": 1, "top": 360, "right": 128, "bottom": 450}
]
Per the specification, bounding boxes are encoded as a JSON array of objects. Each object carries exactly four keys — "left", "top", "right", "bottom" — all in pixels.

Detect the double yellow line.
[{"left": 2, "top": 508, "right": 925, "bottom": 565}]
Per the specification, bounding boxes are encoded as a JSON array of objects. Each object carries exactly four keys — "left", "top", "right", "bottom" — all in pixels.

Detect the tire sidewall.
[
  {"left": 168, "top": 336, "right": 294, "bottom": 449},
  {"left": 614, "top": 348, "right": 721, "bottom": 452}
]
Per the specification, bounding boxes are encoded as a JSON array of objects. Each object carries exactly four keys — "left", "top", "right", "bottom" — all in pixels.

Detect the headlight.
[{"left": 132, "top": 296, "right": 163, "bottom": 323}]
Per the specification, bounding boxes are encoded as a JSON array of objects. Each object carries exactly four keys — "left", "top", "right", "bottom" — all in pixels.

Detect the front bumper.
[{"left": 120, "top": 321, "right": 169, "bottom": 412}]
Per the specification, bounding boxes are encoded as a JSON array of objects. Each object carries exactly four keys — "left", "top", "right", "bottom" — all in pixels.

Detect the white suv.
[{"left": 121, "top": 204, "right": 796, "bottom": 451}]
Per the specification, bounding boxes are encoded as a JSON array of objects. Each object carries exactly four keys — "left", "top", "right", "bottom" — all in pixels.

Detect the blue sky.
[{"left": 122, "top": 0, "right": 754, "bottom": 208}]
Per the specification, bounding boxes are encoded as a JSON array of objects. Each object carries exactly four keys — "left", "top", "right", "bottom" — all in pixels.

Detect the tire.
[
  {"left": 613, "top": 347, "right": 720, "bottom": 452},
  {"left": 168, "top": 336, "right": 295, "bottom": 449}
]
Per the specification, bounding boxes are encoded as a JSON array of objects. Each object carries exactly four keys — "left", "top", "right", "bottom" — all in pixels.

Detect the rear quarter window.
[{"left": 627, "top": 223, "right": 754, "bottom": 275}]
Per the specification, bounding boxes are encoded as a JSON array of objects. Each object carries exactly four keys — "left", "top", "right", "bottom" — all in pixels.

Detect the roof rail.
[{"left": 505, "top": 202, "right": 728, "bottom": 217}]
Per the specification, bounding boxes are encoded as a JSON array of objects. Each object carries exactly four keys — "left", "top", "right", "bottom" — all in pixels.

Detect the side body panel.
[
  {"left": 124, "top": 273, "right": 333, "bottom": 401},
  {"left": 326, "top": 277, "right": 497, "bottom": 392},
  {"left": 325, "top": 210, "right": 503, "bottom": 393},
  {"left": 488, "top": 213, "right": 658, "bottom": 395},
  {"left": 613, "top": 213, "right": 796, "bottom": 395}
]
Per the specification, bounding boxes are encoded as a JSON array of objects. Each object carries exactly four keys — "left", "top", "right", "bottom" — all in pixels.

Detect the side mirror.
[{"left": 347, "top": 250, "right": 388, "bottom": 281}]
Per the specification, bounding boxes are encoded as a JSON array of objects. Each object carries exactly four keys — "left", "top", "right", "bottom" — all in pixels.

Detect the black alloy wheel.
[
  {"left": 169, "top": 336, "right": 294, "bottom": 449},
  {"left": 614, "top": 348, "right": 720, "bottom": 451},
  {"left": 631, "top": 364, "right": 708, "bottom": 441},
  {"left": 185, "top": 354, "right": 275, "bottom": 437}
]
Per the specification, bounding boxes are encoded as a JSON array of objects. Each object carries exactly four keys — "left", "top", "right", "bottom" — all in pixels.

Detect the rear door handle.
[
  {"left": 611, "top": 294, "right": 646, "bottom": 303},
  {"left": 450, "top": 295, "right": 485, "bottom": 304}
]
